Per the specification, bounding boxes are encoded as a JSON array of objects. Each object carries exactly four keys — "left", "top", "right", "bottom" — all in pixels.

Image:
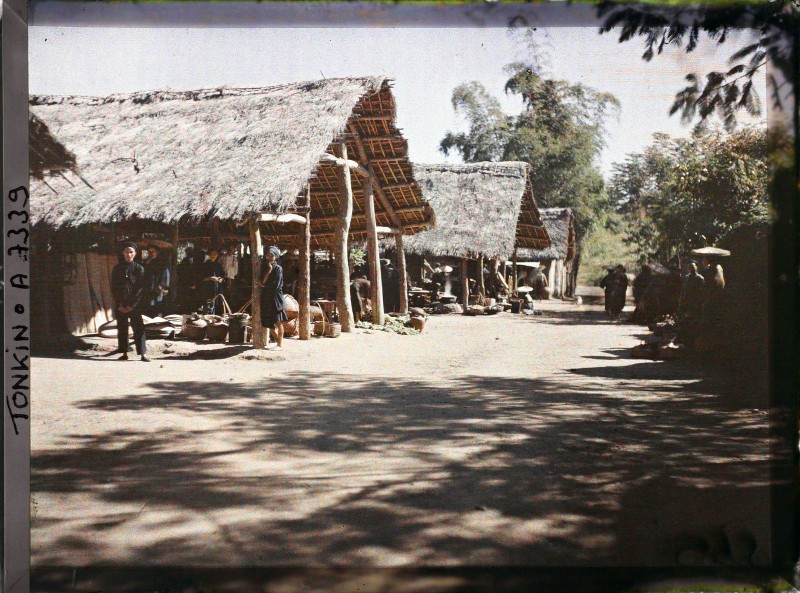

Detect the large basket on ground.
[
  {"left": 181, "top": 316, "right": 209, "bottom": 341},
  {"left": 205, "top": 294, "right": 233, "bottom": 342},
  {"left": 283, "top": 294, "right": 299, "bottom": 337},
  {"left": 312, "top": 300, "right": 341, "bottom": 338}
]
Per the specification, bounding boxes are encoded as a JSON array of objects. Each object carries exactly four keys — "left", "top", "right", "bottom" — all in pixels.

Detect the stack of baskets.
[{"left": 181, "top": 294, "right": 233, "bottom": 342}]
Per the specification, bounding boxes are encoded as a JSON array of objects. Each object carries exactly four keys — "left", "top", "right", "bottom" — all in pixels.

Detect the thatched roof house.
[
  {"left": 402, "top": 162, "right": 549, "bottom": 261},
  {"left": 516, "top": 208, "right": 576, "bottom": 262},
  {"left": 29, "top": 76, "right": 432, "bottom": 245},
  {"left": 516, "top": 208, "right": 577, "bottom": 299}
]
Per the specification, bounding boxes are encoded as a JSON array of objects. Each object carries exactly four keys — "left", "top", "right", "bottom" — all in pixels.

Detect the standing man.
[
  {"left": 533, "top": 265, "right": 549, "bottom": 300},
  {"left": 144, "top": 244, "right": 171, "bottom": 318},
  {"left": 201, "top": 248, "right": 226, "bottom": 314},
  {"left": 600, "top": 265, "right": 628, "bottom": 319},
  {"left": 111, "top": 242, "right": 149, "bottom": 362},
  {"left": 676, "top": 260, "right": 706, "bottom": 348},
  {"left": 702, "top": 256, "right": 726, "bottom": 325}
]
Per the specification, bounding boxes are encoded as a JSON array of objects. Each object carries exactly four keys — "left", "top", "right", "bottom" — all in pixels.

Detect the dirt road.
[{"left": 31, "top": 300, "right": 770, "bottom": 568}]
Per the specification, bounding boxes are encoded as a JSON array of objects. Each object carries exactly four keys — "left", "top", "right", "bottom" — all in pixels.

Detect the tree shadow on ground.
[{"left": 32, "top": 356, "right": 777, "bottom": 571}]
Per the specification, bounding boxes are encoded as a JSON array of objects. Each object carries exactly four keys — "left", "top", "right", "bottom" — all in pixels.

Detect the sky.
[{"left": 29, "top": 25, "right": 767, "bottom": 178}]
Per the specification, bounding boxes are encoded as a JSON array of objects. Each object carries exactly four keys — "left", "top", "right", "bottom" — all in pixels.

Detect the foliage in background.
[
  {"left": 608, "top": 125, "right": 769, "bottom": 264},
  {"left": 577, "top": 213, "right": 640, "bottom": 286},
  {"left": 349, "top": 244, "right": 366, "bottom": 270},
  {"left": 439, "top": 63, "right": 620, "bottom": 242}
]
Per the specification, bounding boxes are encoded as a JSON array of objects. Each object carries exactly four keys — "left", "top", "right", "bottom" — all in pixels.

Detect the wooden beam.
[
  {"left": 479, "top": 255, "right": 485, "bottom": 297},
  {"left": 512, "top": 247, "right": 518, "bottom": 292},
  {"left": 461, "top": 258, "right": 470, "bottom": 310},
  {"left": 248, "top": 218, "right": 267, "bottom": 349},
  {"left": 346, "top": 125, "right": 403, "bottom": 230},
  {"left": 395, "top": 231, "right": 409, "bottom": 316},
  {"left": 335, "top": 141, "right": 355, "bottom": 332},
  {"left": 375, "top": 226, "right": 399, "bottom": 235},
  {"left": 364, "top": 175, "right": 385, "bottom": 325},
  {"left": 365, "top": 157, "right": 405, "bottom": 165},
  {"left": 320, "top": 153, "right": 369, "bottom": 178},
  {"left": 356, "top": 134, "right": 406, "bottom": 142},
  {"left": 169, "top": 223, "right": 179, "bottom": 310},
  {"left": 298, "top": 186, "right": 312, "bottom": 340},
  {"left": 259, "top": 213, "right": 307, "bottom": 225},
  {"left": 352, "top": 114, "right": 393, "bottom": 122}
]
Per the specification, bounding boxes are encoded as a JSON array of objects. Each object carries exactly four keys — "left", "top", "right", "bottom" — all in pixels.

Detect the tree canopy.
[
  {"left": 608, "top": 126, "right": 769, "bottom": 264},
  {"left": 440, "top": 63, "right": 620, "bottom": 241}
]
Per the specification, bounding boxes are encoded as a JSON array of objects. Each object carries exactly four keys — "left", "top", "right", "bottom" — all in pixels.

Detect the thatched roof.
[
  {"left": 400, "top": 162, "right": 549, "bottom": 260},
  {"left": 516, "top": 208, "right": 576, "bottom": 262},
  {"left": 29, "top": 77, "right": 432, "bottom": 246}
]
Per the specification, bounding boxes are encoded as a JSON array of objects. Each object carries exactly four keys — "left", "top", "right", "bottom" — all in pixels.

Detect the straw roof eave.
[
  {"left": 29, "top": 77, "right": 432, "bottom": 243},
  {"left": 402, "top": 162, "right": 549, "bottom": 261},
  {"left": 516, "top": 207, "right": 576, "bottom": 262}
]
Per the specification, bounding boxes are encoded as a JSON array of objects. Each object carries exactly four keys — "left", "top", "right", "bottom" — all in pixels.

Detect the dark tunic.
[
  {"left": 111, "top": 260, "right": 147, "bottom": 355},
  {"left": 200, "top": 260, "right": 226, "bottom": 301},
  {"left": 176, "top": 257, "right": 198, "bottom": 312},
  {"left": 679, "top": 271, "right": 706, "bottom": 318},
  {"left": 600, "top": 271, "right": 628, "bottom": 316},
  {"left": 111, "top": 261, "right": 146, "bottom": 311},
  {"left": 144, "top": 260, "right": 171, "bottom": 312},
  {"left": 260, "top": 263, "right": 287, "bottom": 328}
]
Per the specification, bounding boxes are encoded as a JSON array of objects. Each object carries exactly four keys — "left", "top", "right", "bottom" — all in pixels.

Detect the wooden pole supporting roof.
[
  {"left": 335, "top": 140, "right": 355, "bottom": 332},
  {"left": 364, "top": 174, "right": 385, "bottom": 325},
  {"left": 298, "top": 185, "right": 312, "bottom": 340},
  {"left": 249, "top": 219, "right": 267, "bottom": 349},
  {"left": 396, "top": 231, "right": 409, "bottom": 315}
]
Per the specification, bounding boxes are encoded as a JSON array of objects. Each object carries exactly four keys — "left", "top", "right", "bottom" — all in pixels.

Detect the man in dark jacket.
[
  {"left": 111, "top": 242, "right": 149, "bottom": 361},
  {"left": 144, "top": 245, "right": 171, "bottom": 318}
]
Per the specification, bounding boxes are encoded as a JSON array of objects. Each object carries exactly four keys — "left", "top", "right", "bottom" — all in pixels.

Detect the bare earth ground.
[{"left": 31, "top": 300, "right": 771, "bottom": 568}]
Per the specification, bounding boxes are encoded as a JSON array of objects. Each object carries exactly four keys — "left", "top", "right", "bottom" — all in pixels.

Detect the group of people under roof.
[
  {"left": 111, "top": 240, "right": 291, "bottom": 359},
  {"left": 601, "top": 255, "right": 726, "bottom": 350},
  {"left": 415, "top": 258, "right": 551, "bottom": 309}
]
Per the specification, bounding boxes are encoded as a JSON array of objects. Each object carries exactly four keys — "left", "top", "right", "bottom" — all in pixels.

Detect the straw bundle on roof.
[
  {"left": 516, "top": 207, "right": 576, "bottom": 262},
  {"left": 29, "top": 77, "right": 431, "bottom": 241},
  {"left": 402, "top": 162, "right": 549, "bottom": 260}
]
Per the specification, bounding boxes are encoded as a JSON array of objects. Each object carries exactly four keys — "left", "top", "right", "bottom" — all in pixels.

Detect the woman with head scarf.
[{"left": 256, "top": 246, "right": 288, "bottom": 350}]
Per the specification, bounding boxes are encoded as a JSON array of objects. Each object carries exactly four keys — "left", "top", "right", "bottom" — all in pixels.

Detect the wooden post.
[
  {"left": 248, "top": 218, "right": 266, "bottom": 349},
  {"left": 169, "top": 223, "right": 179, "bottom": 312},
  {"left": 335, "top": 140, "right": 355, "bottom": 332},
  {"left": 364, "top": 173, "right": 385, "bottom": 325},
  {"left": 461, "top": 257, "right": 469, "bottom": 309},
  {"left": 395, "top": 231, "right": 409, "bottom": 316},
  {"left": 478, "top": 255, "right": 485, "bottom": 296},
  {"left": 512, "top": 248, "right": 518, "bottom": 292},
  {"left": 298, "top": 186, "right": 312, "bottom": 340}
]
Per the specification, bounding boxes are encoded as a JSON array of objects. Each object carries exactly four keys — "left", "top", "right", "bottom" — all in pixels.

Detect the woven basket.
[
  {"left": 409, "top": 316, "right": 426, "bottom": 332},
  {"left": 313, "top": 317, "right": 340, "bottom": 338},
  {"left": 181, "top": 314, "right": 210, "bottom": 340},
  {"left": 206, "top": 321, "right": 229, "bottom": 342}
]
